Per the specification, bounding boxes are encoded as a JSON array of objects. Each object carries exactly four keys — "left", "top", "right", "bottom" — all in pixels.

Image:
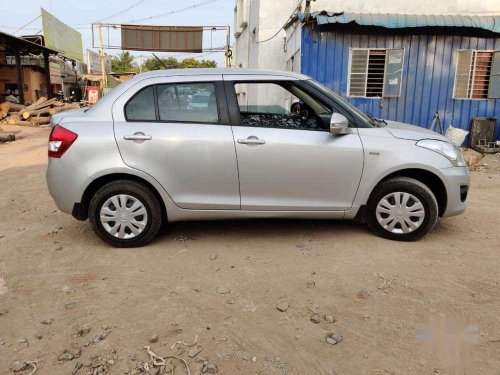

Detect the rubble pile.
[{"left": 461, "top": 148, "right": 484, "bottom": 171}]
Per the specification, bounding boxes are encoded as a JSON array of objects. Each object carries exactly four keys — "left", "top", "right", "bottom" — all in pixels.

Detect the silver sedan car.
[{"left": 46, "top": 69, "right": 469, "bottom": 247}]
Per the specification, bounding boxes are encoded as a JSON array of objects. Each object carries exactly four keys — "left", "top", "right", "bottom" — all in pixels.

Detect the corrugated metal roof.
[
  {"left": 0, "top": 31, "right": 59, "bottom": 55},
  {"left": 302, "top": 11, "right": 500, "bottom": 34}
]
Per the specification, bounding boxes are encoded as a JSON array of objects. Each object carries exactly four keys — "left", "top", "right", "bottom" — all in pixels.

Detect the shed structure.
[{"left": 0, "top": 31, "right": 59, "bottom": 104}]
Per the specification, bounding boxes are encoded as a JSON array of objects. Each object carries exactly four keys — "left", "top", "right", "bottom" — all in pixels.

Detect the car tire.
[
  {"left": 366, "top": 177, "right": 438, "bottom": 241},
  {"left": 89, "top": 180, "right": 163, "bottom": 248}
]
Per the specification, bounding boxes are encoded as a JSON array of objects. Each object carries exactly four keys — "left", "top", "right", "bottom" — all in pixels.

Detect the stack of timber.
[{"left": 0, "top": 97, "right": 81, "bottom": 127}]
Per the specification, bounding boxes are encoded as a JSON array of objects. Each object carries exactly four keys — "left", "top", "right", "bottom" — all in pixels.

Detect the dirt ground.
[{"left": 0, "top": 125, "right": 499, "bottom": 375}]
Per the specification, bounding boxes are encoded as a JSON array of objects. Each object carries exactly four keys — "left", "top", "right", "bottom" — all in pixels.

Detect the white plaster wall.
[{"left": 234, "top": 0, "right": 298, "bottom": 107}]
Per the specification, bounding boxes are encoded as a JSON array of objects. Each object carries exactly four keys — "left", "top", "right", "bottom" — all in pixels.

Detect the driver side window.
[{"left": 234, "top": 82, "right": 333, "bottom": 130}]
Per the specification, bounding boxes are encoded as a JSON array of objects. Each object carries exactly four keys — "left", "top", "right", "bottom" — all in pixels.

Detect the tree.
[
  {"left": 111, "top": 51, "right": 138, "bottom": 73},
  {"left": 140, "top": 56, "right": 217, "bottom": 72},
  {"left": 179, "top": 58, "right": 217, "bottom": 69},
  {"left": 141, "top": 56, "right": 180, "bottom": 71}
]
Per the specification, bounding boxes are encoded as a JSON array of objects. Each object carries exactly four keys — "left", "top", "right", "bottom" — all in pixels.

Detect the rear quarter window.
[
  {"left": 156, "top": 82, "right": 219, "bottom": 123},
  {"left": 125, "top": 86, "right": 156, "bottom": 121}
]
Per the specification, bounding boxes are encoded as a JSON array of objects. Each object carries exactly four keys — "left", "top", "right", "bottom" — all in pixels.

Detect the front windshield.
[{"left": 307, "top": 79, "right": 375, "bottom": 127}]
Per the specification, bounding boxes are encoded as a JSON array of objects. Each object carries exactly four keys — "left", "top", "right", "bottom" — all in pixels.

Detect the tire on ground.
[
  {"left": 366, "top": 176, "right": 439, "bottom": 241},
  {"left": 89, "top": 179, "right": 163, "bottom": 248}
]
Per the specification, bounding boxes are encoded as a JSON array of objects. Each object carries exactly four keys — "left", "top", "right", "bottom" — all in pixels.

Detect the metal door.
[
  {"left": 112, "top": 75, "right": 240, "bottom": 210},
  {"left": 225, "top": 75, "right": 364, "bottom": 211}
]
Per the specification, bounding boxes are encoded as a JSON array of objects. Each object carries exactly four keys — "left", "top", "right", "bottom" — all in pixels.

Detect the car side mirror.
[{"left": 330, "top": 113, "right": 350, "bottom": 134}]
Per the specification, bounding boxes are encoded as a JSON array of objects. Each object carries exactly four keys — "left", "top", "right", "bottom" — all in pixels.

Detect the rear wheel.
[
  {"left": 89, "top": 180, "right": 163, "bottom": 247},
  {"left": 366, "top": 177, "right": 438, "bottom": 241}
]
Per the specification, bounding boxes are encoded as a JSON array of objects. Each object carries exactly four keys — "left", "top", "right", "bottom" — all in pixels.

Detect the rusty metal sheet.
[{"left": 121, "top": 25, "right": 203, "bottom": 53}]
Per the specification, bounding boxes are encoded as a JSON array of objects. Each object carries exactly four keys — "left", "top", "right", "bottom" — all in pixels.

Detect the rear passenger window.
[
  {"left": 157, "top": 83, "right": 219, "bottom": 123},
  {"left": 125, "top": 86, "right": 156, "bottom": 121}
]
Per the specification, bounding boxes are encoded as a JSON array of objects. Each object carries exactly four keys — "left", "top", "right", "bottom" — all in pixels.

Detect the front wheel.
[
  {"left": 89, "top": 180, "right": 163, "bottom": 247},
  {"left": 366, "top": 177, "right": 438, "bottom": 241}
]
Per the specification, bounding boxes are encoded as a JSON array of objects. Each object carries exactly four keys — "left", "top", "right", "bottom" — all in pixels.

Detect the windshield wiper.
[{"left": 367, "top": 114, "right": 387, "bottom": 127}]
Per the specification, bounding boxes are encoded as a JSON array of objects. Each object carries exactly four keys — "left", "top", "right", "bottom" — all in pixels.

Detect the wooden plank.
[
  {"left": 0, "top": 102, "right": 25, "bottom": 113},
  {"left": 22, "top": 108, "right": 51, "bottom": 120},
  {"left": 7, "top": 115, "right": 21, "bottom": 125},
  {"left": 30, "top": 97, "right": 58, "bottom": 111},
  {"left": 18, "top": 97, "right": 47, "bottom": 114},
  {"left": 49, "top": 104, "right": 80, "bottom": 115},
  {"left": 30, "top": 117, "right": 51, "bottom": 126}
]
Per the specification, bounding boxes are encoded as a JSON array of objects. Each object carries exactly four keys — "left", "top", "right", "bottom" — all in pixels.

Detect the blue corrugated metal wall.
[{"left": 301, "top": 26, "right": 500, "bottom": 140}]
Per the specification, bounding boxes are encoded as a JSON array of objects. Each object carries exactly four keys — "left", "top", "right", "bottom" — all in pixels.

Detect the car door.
[
  {"left": 112, "top": 75, "right": 240, "bottom": 210},
  {"left": 225, "top": 75, "right": 364, "bottom": 211}
]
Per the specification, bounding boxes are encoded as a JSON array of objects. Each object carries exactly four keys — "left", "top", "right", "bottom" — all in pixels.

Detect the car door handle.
[
  {"left": 237, "top": 137, "right": 265, "bottom": 145},
  {"left": 123, "top": 133, "right": 152, "bottom": 141}
]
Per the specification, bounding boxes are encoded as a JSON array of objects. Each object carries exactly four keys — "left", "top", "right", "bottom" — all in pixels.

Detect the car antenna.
[{"left": 152, "top": 53, "right": 168, "bottom": 69}]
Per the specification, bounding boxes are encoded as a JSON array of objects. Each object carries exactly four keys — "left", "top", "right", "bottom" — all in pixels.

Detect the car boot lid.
[{"left": 51, "top": 107, "right": 88, "bottom": 126}]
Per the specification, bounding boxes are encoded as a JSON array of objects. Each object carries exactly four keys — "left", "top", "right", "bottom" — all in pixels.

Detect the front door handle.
[
  {"left": 124, "top": 133, "right": 152, "bottom": 141},
  {"left": 237, "top": 136, "right": 265, "bottom": 145}
]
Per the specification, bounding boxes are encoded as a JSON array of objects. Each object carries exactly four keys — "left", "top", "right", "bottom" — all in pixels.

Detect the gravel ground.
[{"left": 1, "top": 125, "right": 499, "bottom": 375}]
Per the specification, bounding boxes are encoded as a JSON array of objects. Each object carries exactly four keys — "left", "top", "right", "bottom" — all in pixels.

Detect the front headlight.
[{"left": 416, "top": 139, "right": 466, "bottom": 167}]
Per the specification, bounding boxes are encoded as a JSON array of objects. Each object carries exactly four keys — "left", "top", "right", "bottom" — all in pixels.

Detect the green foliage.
[
  {"left": 141, "top": 56, "right": 217, "bottom": 72},
  {"left": 111, "top": 51, "right": 138, "bottom": 73},
  {"left": 141, "top": 56, "right": 180, "bottom": 71},
  {"left": 179, "top": 58, "right": 217, "bottom": 69}
]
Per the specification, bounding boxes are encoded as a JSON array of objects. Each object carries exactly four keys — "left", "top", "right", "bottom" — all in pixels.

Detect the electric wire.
[
  {"left": 97, "top": 0, "right": 148, "bottom": 23},
  {"left": 255, "top": 0, "right": 302, "bottom": 44},
  {"left": 124, "top": 0, "right": 219, "bottom": 24}
]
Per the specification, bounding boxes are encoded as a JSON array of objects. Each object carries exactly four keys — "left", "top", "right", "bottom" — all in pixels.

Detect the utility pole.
[
  {"left": 98, "top": 23, "right": 107, "bottom": 90},
  {"left": 225, "top": 25, "right": 232, "bottom": 68}
]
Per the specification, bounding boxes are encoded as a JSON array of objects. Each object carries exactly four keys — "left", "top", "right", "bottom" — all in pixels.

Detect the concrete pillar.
[
  {"left": 43, "top": 51, "right": 52, "bottom": 99},
  {"left": 14, "top": 49, "right": 24, "bottom": 104}
]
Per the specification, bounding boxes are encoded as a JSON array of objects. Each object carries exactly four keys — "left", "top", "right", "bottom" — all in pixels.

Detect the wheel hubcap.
[
  {"left": 375, "top": 192, "right": 425, "bottom": 234},
  {"left": 100, "top": 194, "right": 148, "bottom": 239}
]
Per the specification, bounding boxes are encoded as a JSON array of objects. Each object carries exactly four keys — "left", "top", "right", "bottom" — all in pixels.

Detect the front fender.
[{"left": 348, "top": 129, "right": 453, "bottom": 217}]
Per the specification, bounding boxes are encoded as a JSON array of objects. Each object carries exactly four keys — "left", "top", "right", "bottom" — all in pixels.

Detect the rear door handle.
[
  {"left": 237, "top": 137, "right": 265, "bottom": 145},
  {"left": 124, "top": 133, "right": 152, "bottom": 141}
]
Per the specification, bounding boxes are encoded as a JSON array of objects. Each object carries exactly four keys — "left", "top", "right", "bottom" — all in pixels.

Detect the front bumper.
[{"left": 439, "top": 166, "right": 470, "bottom": 217}]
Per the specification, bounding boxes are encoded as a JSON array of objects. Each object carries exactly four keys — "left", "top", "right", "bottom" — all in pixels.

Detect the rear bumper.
[
  {"left": 46, "top": 157, "right": 90, "bottom": 216},
  {"left": 440, "top": 166, "right": 470, "bottom": 217}
]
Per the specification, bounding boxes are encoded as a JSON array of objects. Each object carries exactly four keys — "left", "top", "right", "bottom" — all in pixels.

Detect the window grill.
[
  {"left": 348, "top": 48, "right": 403, "bottom": 98},
  {"left": 454, "top": 50, "right": 499, "bottom": 99},
  {"left": 366, "top": 50, "right": 386, "bottom": 97},
  {"left": 469, "top": 51, "right": 493, "bottom": 99}
]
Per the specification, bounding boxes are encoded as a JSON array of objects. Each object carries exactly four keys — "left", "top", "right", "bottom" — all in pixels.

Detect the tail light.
[{"left": 48, "top": 125, "right": 78, "bottom": 158}]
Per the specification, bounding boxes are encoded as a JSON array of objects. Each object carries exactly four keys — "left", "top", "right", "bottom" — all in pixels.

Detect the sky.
[{"left": 0, "top": 0, "right": 235, "bottom": 66}]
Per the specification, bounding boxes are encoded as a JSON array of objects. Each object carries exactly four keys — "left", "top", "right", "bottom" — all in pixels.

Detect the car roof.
[
  {"left": 84, "top": 68, "right": 311, "bottom": 118},
  {"left": 134, "top": 68, "right": 311, "bottom": 80}
]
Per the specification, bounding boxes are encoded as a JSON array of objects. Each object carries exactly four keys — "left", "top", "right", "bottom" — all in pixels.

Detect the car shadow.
[
  {"left": 151, "top": 216, "right": 458, "bottom": 246},
  {"left": 154, "top": 218, "right": 371, "bottom": 244}
]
